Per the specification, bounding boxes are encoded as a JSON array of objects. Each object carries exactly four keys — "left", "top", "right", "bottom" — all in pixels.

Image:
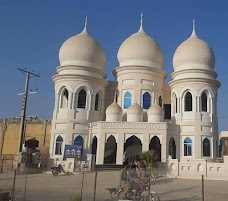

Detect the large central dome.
[{"left": 117, "top": 23, "right": 163, "bottom": 69}]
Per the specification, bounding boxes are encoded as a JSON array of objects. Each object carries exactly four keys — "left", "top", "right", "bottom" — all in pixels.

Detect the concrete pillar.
[
  {"left": 96, "top": 133, "right": 105, "bottom": 165},
  {"left": 142, "top": 133, "right": 149, "bottom": 152},
  {"left": 116, "top": 133, "right": 124, "bottom": 165}
]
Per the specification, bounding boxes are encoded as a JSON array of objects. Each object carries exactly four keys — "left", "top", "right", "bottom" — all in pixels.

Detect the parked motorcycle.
[{"left": 50, "top": 163, "right": 69, "bottom": 176}]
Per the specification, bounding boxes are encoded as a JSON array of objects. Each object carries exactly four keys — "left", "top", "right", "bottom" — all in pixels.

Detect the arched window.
[
  {"left": 77, "top": 89, "right": 87, "bottom": 109},
  {"left": 201, "top": 92, "right": 207, "bottom": 112},
  {"left": 61, "top": 88, "right": 68, "bottom": 108},
  {"left": 203, "top": 138, "right": 210, "bottom": 157},
  {"left": 55, "top": 135, "right": 63, "bottom": 155},
  {"left": 74, "top": 135, "right": 84, "bottom": 155},
  {"left": 185, "top": 92, "right": 192, "bottom": 111},
  {"left": 173, "top": 94, "right": 178, "bottom": 113},
  {"left": 95, "top": 93, "right": 100, "bottom": 111},
  {"left": 159, "top": 96, "right": 162, "bottom": 107},
  {"left": 143, "top": 92, "right": 151, "bottom": 109},
  {"left": 124, "top": 91, "right": 132, "bottom": 109},
  {"left": 184, "top": 137, "right": 192, "bottom": 156}
]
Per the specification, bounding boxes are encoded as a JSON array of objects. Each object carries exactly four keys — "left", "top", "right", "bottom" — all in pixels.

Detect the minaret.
[
  {"left": 49, "top": 18, "right": 108, "bottom": 160},
  {"left": 170, "top": 20, "right": 220, "bottom": 161}
]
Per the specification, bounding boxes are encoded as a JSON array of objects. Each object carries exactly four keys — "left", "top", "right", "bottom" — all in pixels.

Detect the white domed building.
[{"left": 49, "top": 17, "right": 221, "bottom": 176}]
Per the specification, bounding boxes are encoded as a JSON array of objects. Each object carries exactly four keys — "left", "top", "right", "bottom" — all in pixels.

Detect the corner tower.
[
  {"left": 50, "top": 18, "right": 108, "bottom": 160},
  {"left": 169, "top": 21, "right": 220, "bottom": 161}
]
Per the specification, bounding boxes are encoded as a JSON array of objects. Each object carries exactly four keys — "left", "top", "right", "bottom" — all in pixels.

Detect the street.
[{"left": 0, "top": 171, "right": 228, "bottom": 201}]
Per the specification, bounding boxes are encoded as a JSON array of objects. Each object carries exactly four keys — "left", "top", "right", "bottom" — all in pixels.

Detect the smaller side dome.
[
  {"left": 148, "top": 103, "right": 163, "bottom": 122},
  {"left": 148, "top": 103, "right": 163, "bottom": 115},
  {"left": 127, "top": 103, "right": 143, "bottom": 122},
  {"left": 106, "top": 102, "right": 123, "bottom": 122},
  {"left": 173, "top": 22, "right": 215, "bottom": 72},
  {"left": 127, "top": 103, "right": 143, "bottom": 115}
]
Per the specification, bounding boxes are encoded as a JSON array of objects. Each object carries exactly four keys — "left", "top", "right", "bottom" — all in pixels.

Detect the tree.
[{"left": 139, "top": 149, "right": 159, "bottom": 174}]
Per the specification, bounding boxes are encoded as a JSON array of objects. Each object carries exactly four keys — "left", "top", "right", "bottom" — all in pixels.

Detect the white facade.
[{"left": 49, "top": 18, "right": 220, "bottom": 169}]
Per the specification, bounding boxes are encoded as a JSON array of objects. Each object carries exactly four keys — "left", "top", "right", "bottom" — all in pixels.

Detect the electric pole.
[
  {"left": 12, "top": 68, "right": 40, "bottom": 201},
  {"left": 17, "top": 68, "right": 40, "bottom": 164}
]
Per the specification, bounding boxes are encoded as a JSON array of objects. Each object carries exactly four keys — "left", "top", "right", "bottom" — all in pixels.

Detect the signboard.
[{"left": 64, "top": 145, "right": 82, "bottom": 159}]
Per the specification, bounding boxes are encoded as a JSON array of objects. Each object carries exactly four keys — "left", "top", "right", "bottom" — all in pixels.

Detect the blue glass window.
[
  {"left": 143, "top": 92, "right": 151, "bottom": 109},
  {"left": 184, "top": 137, "right": 192, "bottom": 156},
  {"left": 55, "top": 135, "right": 63, "bottom": 155},
  {"left": 124, "top": 92, "right": 132, "bottom": 109}
]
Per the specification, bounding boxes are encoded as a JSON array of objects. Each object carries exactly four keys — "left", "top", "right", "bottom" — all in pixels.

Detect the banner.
[{"left": 64, "top": 144, "right": 82, "bottom": 159}]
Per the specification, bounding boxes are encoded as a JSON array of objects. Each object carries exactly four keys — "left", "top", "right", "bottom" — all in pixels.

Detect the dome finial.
[
  {"left": 189, "top": 19, "right": 197, "bottom": 39},
  {"left": 79, "top": 16, "right": 89, "bottom": 35},
  {"left": 137, "top": 11, "right": 145, "bottom": 34}
]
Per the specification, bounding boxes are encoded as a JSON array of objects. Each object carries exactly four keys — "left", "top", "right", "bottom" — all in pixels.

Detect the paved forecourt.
[{"left": 0, "top": 171, "right": 228, "bottom": 201}]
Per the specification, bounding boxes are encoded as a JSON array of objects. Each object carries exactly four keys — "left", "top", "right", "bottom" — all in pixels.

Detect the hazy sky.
[{"left": 0, "top": 0, "right": 228, "bottom": 132}]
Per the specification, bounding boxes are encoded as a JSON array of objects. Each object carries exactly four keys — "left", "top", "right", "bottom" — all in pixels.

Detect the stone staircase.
[{"left": 94, "top": 164, "right": 123, "bottom": 171}]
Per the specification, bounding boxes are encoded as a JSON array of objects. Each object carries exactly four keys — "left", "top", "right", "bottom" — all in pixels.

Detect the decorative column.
[{"left": 116, "top": 132, "right": 124, "bottom": 165}]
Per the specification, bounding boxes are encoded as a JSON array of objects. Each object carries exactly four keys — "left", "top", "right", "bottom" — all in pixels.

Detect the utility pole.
[
  {"left": 17, "top": 68, "right": 40, "bottom": 165},
  {"left": 12, "top": 68, "right": 40, "bottom": 201}
]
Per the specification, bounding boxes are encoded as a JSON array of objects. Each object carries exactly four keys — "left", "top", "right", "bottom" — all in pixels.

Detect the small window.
[
  {"left": 184, "top": 137, "right": 192, "bottom": 156},
  {"left": 61, "top": 88, "right": 68, "bottom": 108},
  {"left": 201, "top": 92, "right": 207, "bottom": 112},
  {"left": 185, "top": 92, "right": 192, "bottom": 111},
  {"left": 77, "top": 89, "right": 87, "bottom": 109},
  {"left": 124, "top": 91, "right": 132, "bottom": 109},
  {"left": 159, "top": 96, "right": 162, "bottom": 107},
  {"left": 95, "top": 93, "right": 100, "bottom": 111},
  {"left": 55, "top": 135, "right": 63, "bottom": 155},
  {"left": 203, "top": 138, "right": 210, "bottom": 157},
  {"left": 173, "top": 94, "right": 178, "bottom": 113},
  {"left": 143, "top": 92, "right": 151, "bottom": 109}
]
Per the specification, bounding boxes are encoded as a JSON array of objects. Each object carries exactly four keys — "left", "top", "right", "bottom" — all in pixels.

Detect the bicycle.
[{"left": 117, "top": 180, "right": 160, "bottom": 201}]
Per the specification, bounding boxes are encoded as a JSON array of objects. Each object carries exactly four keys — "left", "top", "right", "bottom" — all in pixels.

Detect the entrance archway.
[
  {"left": 92, "top": 136, "right": 97, "bottom": 155},
  {"left": 124, "top": 135, "right": 142, "bottom": 163},
  {"left": 104, "top": 135, "right": 117, "bottom": 164},
  {"left": 150, "top": 136, "right": 161, "bottom": 161},
  {"left": 169, "top": 137, "right": 176, "bottom": 159}
]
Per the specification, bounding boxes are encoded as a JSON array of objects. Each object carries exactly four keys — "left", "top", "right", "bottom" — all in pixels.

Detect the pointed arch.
[
  {"left": 124, "top": 135, "right": 142, "bottom": 163},
  {"left": 201, "top": 92, "right": 208, "bottom": 112},
  {"left": 203, "top": 138, "right": 210, "bottom": 157},
  {"left": 104, "top": 135, "right": 117, "bottom": 164},
  {"left": 74, "top": 135, "right": 84, "bottom": 155},
  {"left": 92, "top": 136, "right": 98, "bottom": 155},
  {"left": 150, "top": 136, "right": 161, "bottom": 161},
  {"left": 55, "top": 135, "right": 63, "bottom": 155},
  {"left": 173, "top": 93, "right": 178, "bottom": 113},
  {"left": 77, "top": 89, "right": 87, "bottom": 109},
  {"left": 60, "top": 88, "right": 69, "bottom": 108},
  {"left": 95, "top": 92, "right": 101, "bottom": 111},
  {"left": 124, "top": 91, "right": 132, "bottom": 109},
  {"left": 169, "top": 137, "right": 176, "bottom": 159},
  {"left": 159, "top": 96, "right": 162, "bottom": 107},
  {"left": 143, "top": 92, "right": 151, "bottom": 109},
  {"left": 185, "top": 92, "right": 192, "bottom": 111}
]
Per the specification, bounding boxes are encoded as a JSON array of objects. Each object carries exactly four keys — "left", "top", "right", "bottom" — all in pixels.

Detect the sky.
[{"left": 0, "top": 0, "right": 228, "bottom": 132}]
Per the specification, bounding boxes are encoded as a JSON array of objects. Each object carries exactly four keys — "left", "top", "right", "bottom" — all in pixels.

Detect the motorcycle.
[{"left": 50, "top": 163, "right": 69, "bottom": 176}]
